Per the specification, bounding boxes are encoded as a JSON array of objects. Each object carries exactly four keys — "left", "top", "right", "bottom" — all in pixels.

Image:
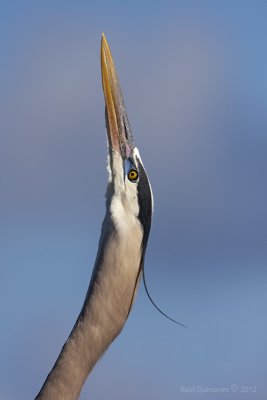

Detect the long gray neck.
[{"left": 35, "top": 210, "right": 143, "bottom": 400}]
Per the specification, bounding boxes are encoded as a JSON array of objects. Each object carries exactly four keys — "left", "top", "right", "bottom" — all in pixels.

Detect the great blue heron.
[{"left": 35, "top": 34, "right": 153, "bottom": 399}]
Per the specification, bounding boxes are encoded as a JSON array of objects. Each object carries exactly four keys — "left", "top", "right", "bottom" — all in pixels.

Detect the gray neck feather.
[{"left": 35, "top": 199, "right": 143, "bottom": 400}]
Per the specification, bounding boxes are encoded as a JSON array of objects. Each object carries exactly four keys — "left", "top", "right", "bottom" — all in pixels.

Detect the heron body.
[{"left": 35, "top": 34, "right": 153, "bottom": 399}]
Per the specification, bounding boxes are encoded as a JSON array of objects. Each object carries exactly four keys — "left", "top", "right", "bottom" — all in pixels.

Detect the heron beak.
[{"left": 101, "top": 33, "right": 134, "bottom": 159}]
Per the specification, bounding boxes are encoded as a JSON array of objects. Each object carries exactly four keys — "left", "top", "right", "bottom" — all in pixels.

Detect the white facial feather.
[{"left": 107, "top": 147, "right": 153, "bottom": 234}]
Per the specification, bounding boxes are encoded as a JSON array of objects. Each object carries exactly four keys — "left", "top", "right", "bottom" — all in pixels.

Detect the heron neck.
[{"left": 35, "top": 215, "right": 143, "bottom": 400}]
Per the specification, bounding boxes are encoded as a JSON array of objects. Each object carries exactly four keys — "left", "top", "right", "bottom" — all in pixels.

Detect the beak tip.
[{"left": 101, "top": 32, "right": 109, "bottom": 52}]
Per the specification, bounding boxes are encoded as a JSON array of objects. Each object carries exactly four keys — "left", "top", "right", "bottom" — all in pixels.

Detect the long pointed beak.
[{"left": 101, "top": 33, "right": 134, "bottom": 159}]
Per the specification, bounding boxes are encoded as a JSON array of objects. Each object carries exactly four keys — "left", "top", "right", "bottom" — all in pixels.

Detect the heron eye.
[{"left": 127, "top": 169, "right": 138, "bottom": 182}]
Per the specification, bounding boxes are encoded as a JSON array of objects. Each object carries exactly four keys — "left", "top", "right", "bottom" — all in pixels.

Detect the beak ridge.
[{"left": 101, "top": 33, "right": 134, "bottom": 158}]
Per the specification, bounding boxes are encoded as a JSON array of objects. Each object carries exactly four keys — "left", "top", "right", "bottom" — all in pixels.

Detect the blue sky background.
[{"left": 1, "top": 1, "right": 267, "bottom": 399}]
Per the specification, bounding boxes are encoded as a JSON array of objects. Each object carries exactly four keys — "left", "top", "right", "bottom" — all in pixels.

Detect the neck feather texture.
[{"left": 35, "top": 210, "right": 143, "bottom": 400}]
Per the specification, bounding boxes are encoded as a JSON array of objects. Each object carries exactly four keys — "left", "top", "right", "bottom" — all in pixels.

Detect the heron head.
[{"left": 101, "top": 34, "right": 153, "bottom": 236}]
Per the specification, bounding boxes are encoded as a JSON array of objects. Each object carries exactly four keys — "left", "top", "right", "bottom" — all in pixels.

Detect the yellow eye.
[{"left": 128, "top": 169, "right": 138, "bottom": 182}]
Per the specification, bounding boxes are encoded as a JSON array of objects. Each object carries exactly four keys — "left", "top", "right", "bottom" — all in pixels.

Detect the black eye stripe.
[{"left": 136, "top": 158, "right": 152, "bottom": 248}]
